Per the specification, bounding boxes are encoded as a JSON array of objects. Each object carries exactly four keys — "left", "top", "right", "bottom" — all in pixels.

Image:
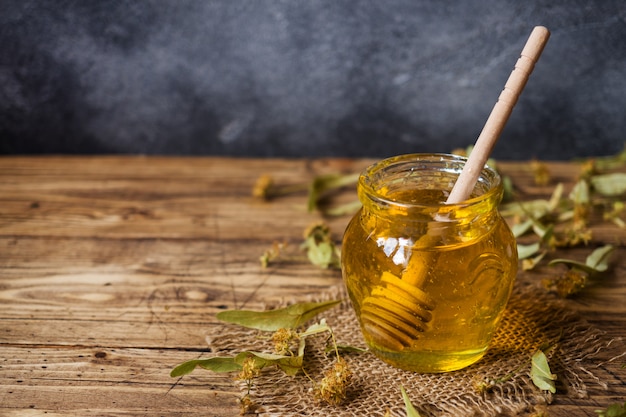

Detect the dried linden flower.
[
  {"left": 252, "top": 174, "right": 274, "bottom": 199},
  {"left": 314, "top": 357, "right": 351, "bottom": 405},
  {"left": 555, "top": 227, "right": 593, "bottom": 248},
  {"left": 236, "top": 356, "right": 261, "bottom": 382},
  {"left": 474, "top": 379, "right": 494, "bottom": 394},
  {"left": 543, "top": 269, "right": 588, "bottom": 297},
  {"left": 530, "top": 159, "right": 551, "bottom": 186},
  {"left": 303, "top": 221, "right": 331, "bottom": 240},
  {"left": 239, "top": 394, "right": 258, "bottom": 415},
  {"left": 578, "top": 159, "right": 597, "bottom": 179},
  {"left": 271, "top": 328, "right": 299, "bottom": 355},
  {"left": 604, "top": 201, "right": 625, "bottom": 228},
  {"left": 259, "top": 241, "right": 286, "bottom": 268}
]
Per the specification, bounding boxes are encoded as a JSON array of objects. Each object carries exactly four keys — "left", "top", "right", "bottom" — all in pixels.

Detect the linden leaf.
[
  {"left": 534, "top": 222, "right": 554, "bottom": 241},
  {"left": 530, "top": 350, "right": 557, "bottom": 393},
  {"left": 301, "top": 223, "right": 341, "bottom": 269},
  {"left": 595, "top": 402, "right": 626, "bottom": 417},
  {"left": 170, "top": 357, "right": 241, "bottom": 377},
  {"left": 591, "top": 173, "right": 626, "bottom": 197},
  {"left": 591, "top": 145, "right": 626, "bottom": 170},
  {"left": 517, "top": 242, "right": 541, "bottom": 260},
  {"left": 501, "top": 199, "right": 551, "bottom": 218},
  {"left": 306, "top": 240, "right": 338, "bottom": 268},
  {"left": 400, "top": 386, "right": 422, "bottom": 417},
  {"left": 569, "top": 179, "right": 590, "bottom": 204},
  {"left": 334, "top": 344, "right": 368, "bottom": 354},
  {"left": 324, "top": 200, "right": 362, "bottom": 217},
  {"left": 235, "top": 351, "right": 303, "bottom": 376},
  {"left": 216, "top": 300, "right": 342, "bottom": 331},
  {"left": 548, "top": 245, "right": 615, "bottom": 274},
  {"left": 512, "top": 219, "right": 534, "bottom": 238},
  {"left": 522, "top": 250, "right": 547, "bottom": 271},
  {"left": 300, "top": 319, "right": 331, "bottom": 338},
  {"left": 539, "top": 223, "right": 555, "bottom": 243},
  {"left": 307, "top": 173, "right": 359, "bottom": 212},
  {"left": 586, "top": 244, "right": 615, "bottom": 271},
  {"left": 548, "top": 183, "right": 564, "bottom": 212},
  {"left": 502, "top": 175, "right": 514, "bottom": 202}
]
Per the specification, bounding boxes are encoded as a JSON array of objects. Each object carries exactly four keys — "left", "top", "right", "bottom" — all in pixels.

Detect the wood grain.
[{"left": 1, "top": 156, "right": 625, "bottom": 416}]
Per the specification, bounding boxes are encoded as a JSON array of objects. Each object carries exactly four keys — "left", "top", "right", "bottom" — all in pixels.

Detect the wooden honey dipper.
[{"left": 360, "top": 26, "right": 551, "bottom": 351}]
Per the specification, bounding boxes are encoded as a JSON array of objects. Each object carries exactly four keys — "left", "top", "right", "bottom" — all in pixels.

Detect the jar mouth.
[{"left": 358, "top": 153, "right": 502, "bottom": 215}]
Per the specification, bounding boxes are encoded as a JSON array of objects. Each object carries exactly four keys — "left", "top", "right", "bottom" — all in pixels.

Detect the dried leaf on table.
[
  {"left": 548, "top": 244, "right": 615, "bottom": 275},
  {"left": 302, "top": 222, "right": 341, "bottom": 269},
  {"left": 400, "top": 386, "right": 423, "bottom": 417},
  {"left": 595, "top": 401, "right": 626, "bottom": 417},
  {"left": 170, "top": 357, "right": 241, "bottom": 377},
  {"left": 522, "top": 250, "right": 547, "bottom": 271},
  {"left": 307, "top": 173, "right": 359, "bottom": 212},
  {"left": 590, "top": 173, "right": 626, "bottom": 197},
  {"left": 530, "top": 350, "right": 557, "bottom": 393},
  {"left": 517, "top": 242, "right": 541, "bottom": 260},
  {"left": 216, "top": 299, "right": 342, "bottom": 331},
  {"left": 234, "top": 351, "right": 304, "bottom": 376}
]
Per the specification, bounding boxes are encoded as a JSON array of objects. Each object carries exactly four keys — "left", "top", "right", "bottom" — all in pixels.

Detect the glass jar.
[{"left": 341, "top": 153, "right": 517, "bottom": 373}]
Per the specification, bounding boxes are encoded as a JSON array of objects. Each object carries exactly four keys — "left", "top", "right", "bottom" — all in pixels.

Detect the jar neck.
[{"left": 357, "top": 154, "right": 503, "bottom": 244}]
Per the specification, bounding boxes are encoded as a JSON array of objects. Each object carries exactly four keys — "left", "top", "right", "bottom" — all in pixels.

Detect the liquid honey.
[{"left": 341, "top": 154, "right": 517, "bottom": 373}]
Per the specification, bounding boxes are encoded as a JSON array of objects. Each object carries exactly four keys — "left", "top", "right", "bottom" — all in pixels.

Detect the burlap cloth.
[{"left": 208, "top": 280, "right": 624, "bottom": 416}]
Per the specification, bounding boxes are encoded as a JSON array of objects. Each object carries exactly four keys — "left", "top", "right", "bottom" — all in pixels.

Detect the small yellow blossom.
[
  {"left": 531, "top": 159, "right": 551, "bottom": 186},
  {"left": 236, "top": 356, "right": 261, "bottom": 382},
  {"left": 543, "top": 269, "right": 588, "bottom": 297},
  {"left": 271, "top": 328, "right": 299, "bottom": 355},
  {"left": 252, "top": 174, "right": 274, "bottom": 199},
  {"left": 314, "top": 357, "right": 351, "bottom": 405}
]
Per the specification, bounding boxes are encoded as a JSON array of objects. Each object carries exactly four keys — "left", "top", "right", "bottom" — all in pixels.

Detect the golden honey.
[{"left": 341, "top": 154, "right": 517, "bottom": 372}]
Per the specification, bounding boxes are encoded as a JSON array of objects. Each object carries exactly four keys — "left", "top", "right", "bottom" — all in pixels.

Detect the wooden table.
[{"left": 1, "top": 156, "right": 624, "bottom": 416}]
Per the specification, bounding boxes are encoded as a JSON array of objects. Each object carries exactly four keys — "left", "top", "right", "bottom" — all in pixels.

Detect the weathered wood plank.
[
  {"left": 1, "top": 156, "right": 625, "bottom": 417},
  {"left": 0, "top": 346, "right": 238, "bottom": 416}
]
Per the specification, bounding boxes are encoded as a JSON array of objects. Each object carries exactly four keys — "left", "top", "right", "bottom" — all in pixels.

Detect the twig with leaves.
[{"left": 170, "top": 300, "right": 363, "bottom": 413}]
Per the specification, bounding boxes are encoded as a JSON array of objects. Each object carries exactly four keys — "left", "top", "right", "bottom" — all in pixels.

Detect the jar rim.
[{"left": 358, "top": 153, "right": 502, "bottom": 211}]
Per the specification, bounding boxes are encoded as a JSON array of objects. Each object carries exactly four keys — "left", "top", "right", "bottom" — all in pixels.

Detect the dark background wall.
[{"left": 1, "top": 0, "right": 624, "bottom": 160}]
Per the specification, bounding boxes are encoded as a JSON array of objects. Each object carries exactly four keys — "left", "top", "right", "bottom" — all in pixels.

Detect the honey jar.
[{"left": 341, "top": 153, "right": 517, "bottom": 372}]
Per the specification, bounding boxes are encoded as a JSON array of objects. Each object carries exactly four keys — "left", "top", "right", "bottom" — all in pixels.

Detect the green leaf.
[
  {"left": 335, "top": 344, "right": 368, "bottom": 354},
  {"left": 512, "top": 219, "right": 533, "bottom": 238},
  {"left": 323, "top": 200, "right": 362, "bottom": 217},
  {"left": 400, "top": 386, "right": 422, "bottom": 417},
  {"left": 501, "top": 199, "right": 551, "bottom": 218},
  {"left": 538, "top": 223, "right": 555, "bottom": 243},
  {"left": 301, "top": 224, "right": 341, "bottom": 269},
  {"left": 569, "top": 179, "right": 590, "bottom": 204},
  {"left": 517, "top": 242, "right": 541, "bottom": 260},
  {"left": 586, "top": 144, "right": 626, "bottom": 170},
  {"left": 502, "top": 175, "right": 514, "bottom": 202},
  {"left": 235, "top": 351, "right": 303, "bottom": 376},
  {"left": 586, "top": 244, "right": 615, "bottom": 271},
  {"left": 299, "top": 319, "right": 331, "bottom": 338},
  {"left": 323, "top": 343, "right": 369, "bottom": 355},
  {"left": 216, "top": 299, "right": 342, "bottom": 331},
  {"left": 522, "top": 250, "right": 546, "bottom": 271},
  {"left": 170, "top": 357, "right": 241, "bottom": 377},
  {"left": 549, "top": 245, "right": 615, "bottom": 274},
  {"left": 530, "top": 350, "right": 557, "bottom": 393},
  {"left": 595, "top": 402, "right": 626, "bottom": 417},
  {"left": 548, "top": 183, "right": 564, "bottom": 212},
  {"left": 305, "top": 240, "right": 338, "bottom": 268},
  {"left": 591, "top": 173, "right": 626, "bottom": 197},
  {"left": 307, "top": 173, "right": 359, "bottom": 212}
]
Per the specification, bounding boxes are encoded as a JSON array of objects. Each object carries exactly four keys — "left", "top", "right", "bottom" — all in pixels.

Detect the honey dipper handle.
[{"left": 446, "top": 26, "right": 550, "bottom": 204}]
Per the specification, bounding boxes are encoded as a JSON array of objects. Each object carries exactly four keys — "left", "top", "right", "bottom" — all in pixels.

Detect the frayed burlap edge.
[{"left": 208, "top": 281, "right": 624, "bottom": 417}]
